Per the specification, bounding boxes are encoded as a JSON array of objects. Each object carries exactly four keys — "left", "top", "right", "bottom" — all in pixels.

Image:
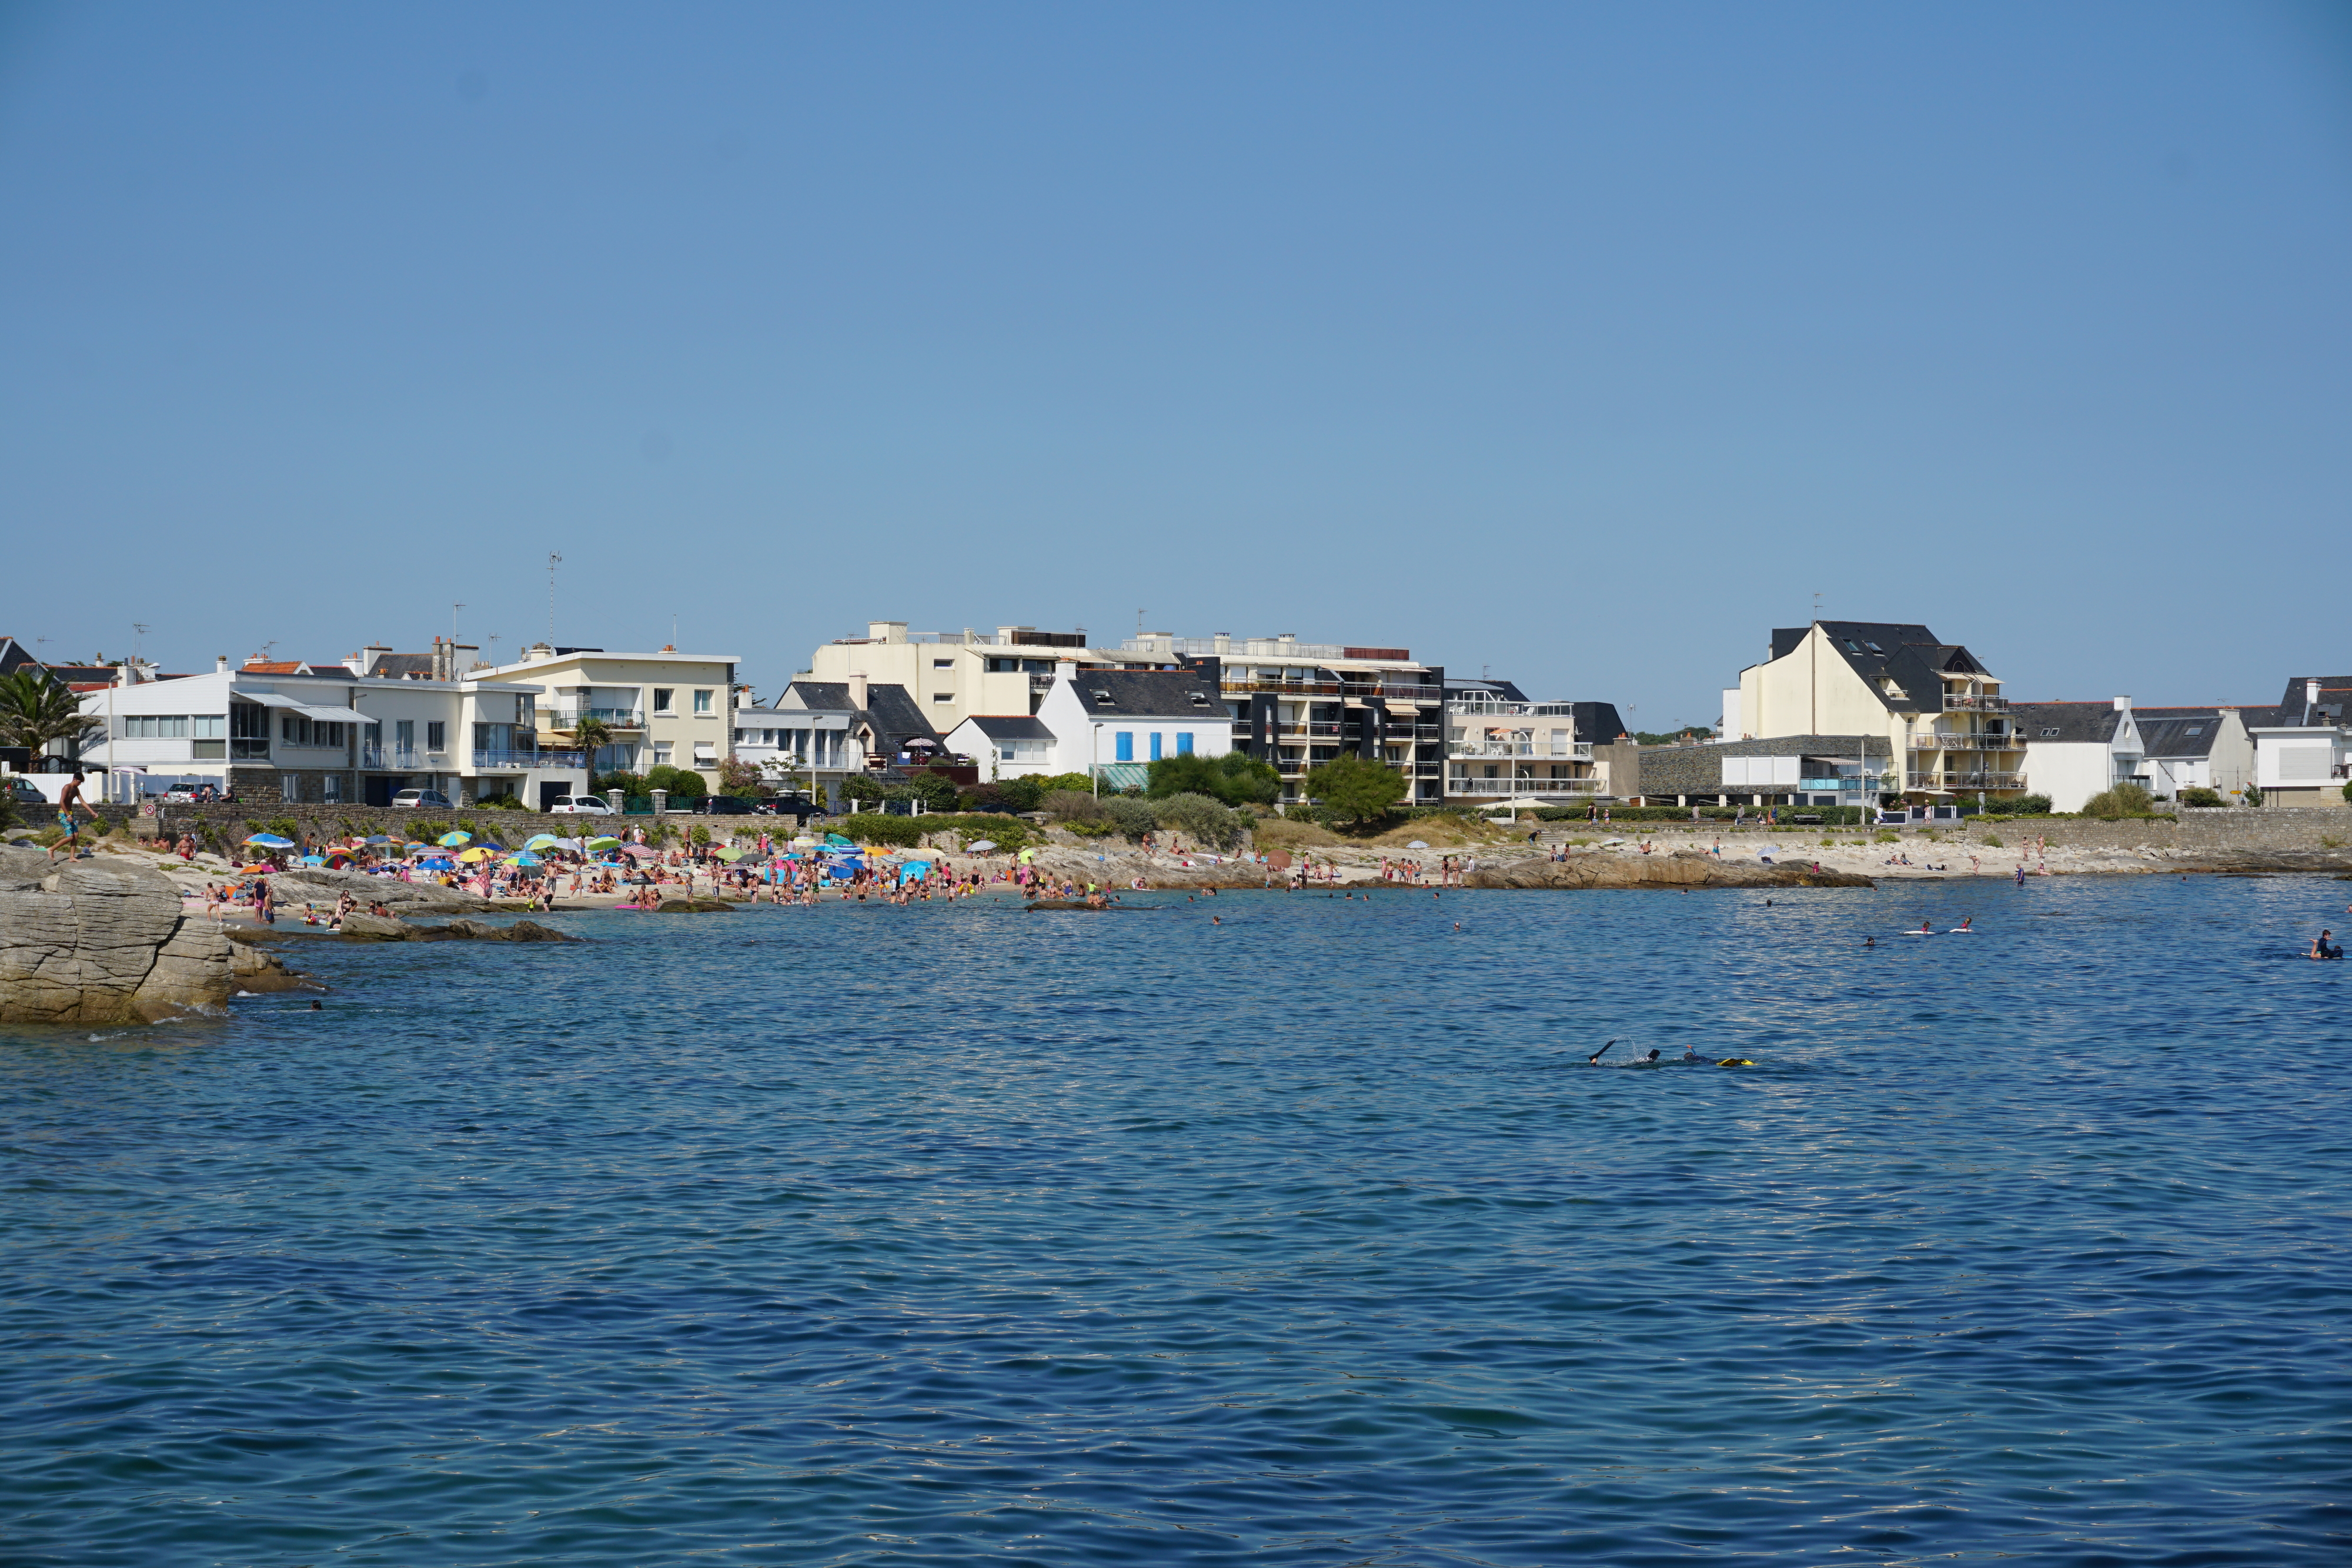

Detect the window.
[
  {"left": 396, "top": 720, "right": 414, "bottom": 754},
  {"left": 323, "top": 775, "right": 343, "bottom": 803},
  {"left": 653, "top": 742, "right": 673, "bottom": 765},
  {"left": 934, "top": 693, "right": 954, "bottom": 704},
  {"left": 1150, "top": 732, "right": 1162, "bottom": 761},
  {"left": 124, "top": 716, "right": 191, "bottom": 738},
  {"left": 1114, "top": 731, "right": 1134, "bottom": 762},
  {"left": 734, "top": 729, "right": 746, "bottom": 743},
  {"left": 1865, "top": 641, "right": 1885, "bottom": 654},
  {"left": 2186, "top": 726, "right": 2203, "bottom": 735},
  {"left": 693, "top": 689, "right": 712, "bottom": 714},
  {"left": 693, "top": 743, "right": 716, "bottom": 764},
  {"left": 653, "top": 688, "right": 674, "bottom": 714},
  {"left": 1177, "top": 733, "right": 1194, "bottom": 755},
  {"left": 933, "top": 658, "right": 954, "bottom": 670},
  {"left": 2040, "top": 727, "right": 2060, "bottom": 738},
  {"left": 426, "top": 721, "right": 446, "bottom": 752},
  {"left": 192, "top": 715, "right": 225, "bottom": 739},
  {"left": 281, "top": 775, "right": 300, "bottom": 802}
]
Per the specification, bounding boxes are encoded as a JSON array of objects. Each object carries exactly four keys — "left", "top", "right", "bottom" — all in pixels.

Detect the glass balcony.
[
  {"left": 1448, "top": 740, "right": 1593, "bottom": 760},
  {"left": 550, "top": 707, "right": 646, "bottom": 730},
  {"left": 1446, "top": 776, "right": 1602, "bottom": 795}
]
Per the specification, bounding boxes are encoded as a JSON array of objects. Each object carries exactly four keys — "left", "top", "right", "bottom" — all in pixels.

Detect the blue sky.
[{"left": 3, "top": 3, "right": 2346, "bottom": 725}]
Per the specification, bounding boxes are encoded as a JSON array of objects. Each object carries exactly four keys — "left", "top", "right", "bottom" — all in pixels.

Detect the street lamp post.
[{"left": 1092, "top": 723, "right": 1104, "bottom": 798}]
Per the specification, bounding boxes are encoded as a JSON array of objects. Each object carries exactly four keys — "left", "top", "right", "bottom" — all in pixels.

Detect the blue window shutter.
[
  {"left": 1177, "top": 732, "right": 1194, "bottom": 755},
  {"left": 1150, "top": 732, "right": 1162, "bottom": 761},
  {"left": 1115, "top": 731, "right": 1133, "bottom": 762}
]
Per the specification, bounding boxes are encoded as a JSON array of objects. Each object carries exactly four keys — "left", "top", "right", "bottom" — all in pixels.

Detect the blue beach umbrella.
[
  {"left": 524, "top": 833, "right": 559, "bottom": 850},
  {"left": 436, "top": 831, "right": 471, "bottom": 847},
  {"left": 244, "top": 832, "right": 295, "bottom": 848},
  {"left": 504, "top": 851, "right": 542, "bottom": 867}
]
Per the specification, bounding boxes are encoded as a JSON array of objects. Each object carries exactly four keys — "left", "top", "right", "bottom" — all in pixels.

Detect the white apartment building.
[
  {"left": 2251, "top": 677, "right": 2352, "bottom": 807},
  {"left": 479, "top": 645, "right": 740, "bottom": 784},
  {"left": 1439, "top": 679, "right": 1629, "bottom": 804},
  {"left": 804, "top": 623, "right": 1161, "bottom": 736},
  {"left": 1733, "top": 620, "right": 2025, "bottom": 804},
  {"left": 946, "top": 664, "right": 1234, "bottom": 787},
  {"left": 731, "top": 703, "right": 858, "bottom": 798},
  {"left": 75, "top": 658, "right": 586, "bottom": 807}
]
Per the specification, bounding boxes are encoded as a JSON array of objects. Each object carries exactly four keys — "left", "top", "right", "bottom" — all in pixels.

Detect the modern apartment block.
[
  {"left": 1124, "top": 633, "right": 1445, "bottom": 805},
  {"left": 76, "top": 655, "right": 586, "bottom": 807},
  {"left": 480, "top": 644, "right": 740, "bottom": 784},
  {"left": 1732, "top": 620, "right": 2025, "bottom": 804},
  {"left": 802, "top": 623, "right": 1164, "bottom": 736},
  {"left": 1439, "top": 678, "right": 1631, "bottom": 805}
]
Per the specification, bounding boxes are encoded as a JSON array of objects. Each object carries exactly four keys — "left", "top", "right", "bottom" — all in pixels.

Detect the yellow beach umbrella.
[{"left": 458, "top": 847, "right": 493, "bottom": 862}]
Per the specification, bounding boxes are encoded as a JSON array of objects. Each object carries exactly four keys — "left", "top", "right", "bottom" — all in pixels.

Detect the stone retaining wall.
[
  {"left": 1933, "top": 808, "right": 2352, "bottom": 855},
  {"left": 138, "top": 802, "right": 781, "bottom": 848}
]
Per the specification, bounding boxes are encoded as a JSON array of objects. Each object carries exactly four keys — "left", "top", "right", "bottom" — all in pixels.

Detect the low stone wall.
[{"left": 1940, "top": 808, "right": 2352, "bottom": 855}]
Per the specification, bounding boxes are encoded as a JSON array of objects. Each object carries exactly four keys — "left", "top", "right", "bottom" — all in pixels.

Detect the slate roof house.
[
  {"left": 942, "top": 714, "right": 1058, "bottom": 782},
  {"left": 1730, "top": 620, "right": 2024, "bottom": 803},
  {"left": 2250, "top": 677, "right": 2352, "bottom": 808},
  {"left": 2131, "top": 707, "right": 2257, "bottom": 804},
  {"left": 776, "top": 677, "right": 941, "bottom": 770},
  {"left": 1028, "top": 664, "right": 1235, "bottom": 790},
  {"left": 2006, "top": 700, "right": 2146, "bottom": 813}
]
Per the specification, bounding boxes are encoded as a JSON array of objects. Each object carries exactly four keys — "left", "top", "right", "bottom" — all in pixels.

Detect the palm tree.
[
  {"left": 570, "top": 714, "right": 613, "bottom": 777},
  {"left": 0, "top": 669, "right": 97, "bottom": 767}
]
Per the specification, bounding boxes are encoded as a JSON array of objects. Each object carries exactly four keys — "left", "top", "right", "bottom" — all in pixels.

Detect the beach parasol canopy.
[
  {"left": 966, "top": 840, "right": 996, "bottom": 854},
  {"left": 300, "top": 853, "right": 326, "bottom": 865},
  {"left": 505, "top": 851, "right": 542, "bottom": 867},
  {"left": 618, "top": 844, "right": 657, "bottom": 860},
  {"left": 458, "top": 847, "right": 492, "bottom": 862},
  {"left": 524, "top": 834, "right": 559, "bottom": 850},
  {"left": 362, "top": 835, "right": 395, "bottom": 845},
  {"left": 437, "top": 831, "right": 472, "bottom": 847},
  {"left": 1406, "top": 840, "right": 1429, "bottom": 850},
  {"left": 585, "top": 835, "right": 622, "bottom": 850},
  {"left": 714, "top": 846, "right": 744, "bottom": 861},
  {"left": 244, "top": 832, "right": 295, "bottom": 847}
]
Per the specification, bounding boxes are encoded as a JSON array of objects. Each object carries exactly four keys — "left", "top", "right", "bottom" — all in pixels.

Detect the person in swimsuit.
[
  {"left": 49, "top": 770, "right": 95, "bottom": 863},
  {"left": 2313, "top": 929, "right": 2344, "bottom": 961}
]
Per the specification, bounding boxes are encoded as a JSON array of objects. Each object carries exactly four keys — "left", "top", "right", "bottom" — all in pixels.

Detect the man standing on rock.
[{"left": 48, "top": 770, "right": 96, "bottom": 864}]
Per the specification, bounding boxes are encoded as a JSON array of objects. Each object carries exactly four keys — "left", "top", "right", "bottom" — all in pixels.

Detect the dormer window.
[
  {"left": 1091, "top": 689, "right": 1112, "bottom": 701},
  {"left": 1844, "top": 639, "right": 1863, "bottom": 653},
  {"left": 2186, "top": 726, "right": 2203, "bottom": 735},
  {"left": 1865, "top": 641, "right": 1885, "bottom": 654}
]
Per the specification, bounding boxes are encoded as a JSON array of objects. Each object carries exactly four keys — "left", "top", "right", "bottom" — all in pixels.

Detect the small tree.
[
  {"left": 839, "top": 773, "right": 887, "bottom": 810},
  {"left": 718, "top": 756, "right": 765, "bottom": 797},
  {"left": 2080, "top": 782, "right": 2154, "bottom": 820},
  {"left": 1305, "top": 754, "right": 1406, "bottom": 825},
  {"left": 570, "top": 715, "right": 613, "bottom": 774}
]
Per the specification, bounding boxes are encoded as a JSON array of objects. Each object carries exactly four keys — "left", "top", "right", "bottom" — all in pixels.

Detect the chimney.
[
  {"left": 215, "top": 654, "right": 230, "bottom": 674},
  {"left": 847, "top": 672, "right": 868, "bottom": 711},
  {"left": 2112, "top": 696, "right": 2132, "bottom": 711},
  {"left": 2308, "top": 678, "right": 2322, "bottom": 708},
  {"left": 868, "top": 621, "right": 907, "bottom": 644}
]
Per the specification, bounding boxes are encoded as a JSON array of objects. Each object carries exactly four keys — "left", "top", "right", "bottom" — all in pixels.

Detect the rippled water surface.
[{"left": 4, "top": 875, "right": 2349, "bottom": 1565}]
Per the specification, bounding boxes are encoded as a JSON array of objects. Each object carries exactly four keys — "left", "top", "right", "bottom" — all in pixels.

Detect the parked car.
[
  {"left": 751, "top": 795, "right": 827, "bottom": 818},
  {"left": 162, "top": 784, "right": 202, "bottom": 803},
  {"left": 547, "top": 795, "right": 614, "bottom": 815},
  {"left": 8, "top": 777, "right": 48, "bottom": 807},
  {"left": 390, "top": 788, "right": 455, "bottom": 809}
]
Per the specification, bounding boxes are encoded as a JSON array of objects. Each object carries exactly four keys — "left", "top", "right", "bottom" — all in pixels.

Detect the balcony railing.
[
  {"left": 1913, "top": 735, "right": 2023, "bottom": 752},
  {"left": 360, "top": 746, "right": 383, "bottom": 768},
  {"left": 1448, "top": 741, "right": 1593, "bottom": 760},
  {"left": 1907, "top": 771, "right": 2027, "bottom": 790},
  {"left": 1799, "top": 777, "right": 1896, "bottom": 792},
  {"left": 550, "top": 707, "right": 646, "bottom": 729},
  {"left": 1447, "top": 776, "right": 1603, "bottom": 795},
  {"left": 1344, "top": 681, "right": 1444, "bottom": 703},
  {"left": 471, "top": 749, "right": 588, "bottom": 771},
  {"left": 1942, "top": 694, "right": 2009, "bottom": 711},
  {"left": 1222, "top": 678, "right": 1343, "bottom": 697}
]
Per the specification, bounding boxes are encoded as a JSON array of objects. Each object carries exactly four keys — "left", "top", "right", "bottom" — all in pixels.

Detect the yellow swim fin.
[{"left": 1716, "top": 1058, "right": 1753, "bottom": 1067}]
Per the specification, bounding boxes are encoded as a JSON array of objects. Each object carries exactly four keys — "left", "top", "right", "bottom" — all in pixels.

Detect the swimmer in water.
[
  {"left": 1863, "top": 935, "right": 1876, "bottom": 948},
  {"left": 1589, "top": 1038, "right": 1617, "bottom": 1065},
  {"left": 1682, "top": 1045, "right": 1704, "bottom": 1063},
  {"left": 1211, "top": 915, "right": 1222, "bottom": 925},
  {"left": 2313, "top": 928, "right": 2343, "bottom": 961}
]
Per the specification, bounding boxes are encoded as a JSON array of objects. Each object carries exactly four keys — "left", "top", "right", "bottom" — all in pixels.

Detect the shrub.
[
  {"left": 2002, "top": 793, "right": 2053, "bottom": 817},
  {"left": 1064, "top": 818, "right": 1116, "bottom": 837},
  {"left": 1875, "top": 830, "right": 1899, "bottom": 843},
  {"left": 2081, "top": 783, "right": 2154, "bottom": 820},
  {"left": 1981, "top": 833, "right": 2003, "bottom": 847},
  {"left": 642, "top": 766, "right": 708, "bottom": 799},
  {"left": 2179, "top": 787, "right": 2225, "bottom": 808},
  {"left": 1150, "top": 791, "right": 1254, "bottom": 850},
  {"left": 1146, "top": 751, "right": 1282, "bottom": 807},
  {"left": 594, "top": 770, "right": 649, "bottom": 796},
  {"left": 965, "top": 777, "right": 1044, "bottom": 814},
  {"left": 914, "top": 814, "right": 1031, "bottom": 854},
  {"left": 1100, "top": 796, "right": 1159, "bottom": 839},
  {"left": 690, "top": 824, "right": 711, "bottom": 845},
  {"left": 1042, "top": 788, "right": 1105, "bottom": 821}
]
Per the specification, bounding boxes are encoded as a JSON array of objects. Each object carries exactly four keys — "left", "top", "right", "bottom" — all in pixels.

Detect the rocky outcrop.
[
  {"left": 0, "top": 846, "right": 247, "bottom": 1022},
  {"left": 649, "top": 897, "right": 736, "bottom": 914},
  {"left": 335, "top": 912, "right": 577, "bottom": 942},
  {"left": 268, "top": 867, "right": 492, "bottom": 912},
  {"left": 1465, "top": 852, "right": 1874, "bottom": 890}
]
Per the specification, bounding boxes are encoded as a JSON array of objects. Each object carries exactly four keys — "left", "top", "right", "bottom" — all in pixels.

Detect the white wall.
[{"left": 2022, "top": 742, "right": 2116, "bottom": 812}]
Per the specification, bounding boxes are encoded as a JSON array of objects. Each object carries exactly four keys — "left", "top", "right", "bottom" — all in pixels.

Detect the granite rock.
[{"left": 0, "top": 852, "right": 239, "bottom": 1022}]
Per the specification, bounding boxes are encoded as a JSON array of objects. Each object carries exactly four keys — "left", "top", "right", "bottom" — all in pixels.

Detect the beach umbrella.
[
  {"left": 244, "top": 832, "right": 295, "bottom": 848},
  {"left": 824, "top": 833, "right": 856, "bottom": 847},
  {"left": 619, "top": 844, "right": 656, "bottom": 860},
  {"left": 300, "top": 853, "right": 326, "bottom": 865},
  {"left": 714, "top": 846, "right": 745, "bottom": 861},
  {"left": 585, "top": 835, "right": 622, "bottom": 850},
  {"left": 436, "top": 831, "right": 471, "bottom": 847},
  {"left": 966, "top": 840, "right": 996, "bottom": 854},
  {"left": 362, "top": 834, "right": 393, "bottom": 845},
  {"left": 524, "top": 833, "right": 559, "bottom": 850},
  {"left": 1406, "top": 840, "right": 1429, "bottom": 850},
  {"left": 459, "top": 847, "right": 493, "bottom": 862},
  {"left": 240, "top": 862, "right": 272, "bottom": 873},
  {"left": 505, "top": 851, "right": 542, "bottom": 868}
]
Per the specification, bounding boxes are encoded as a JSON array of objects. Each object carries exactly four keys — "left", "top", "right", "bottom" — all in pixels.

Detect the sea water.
[{"left": 2, "top": 875, "right": 2347, "bottom": 1565}]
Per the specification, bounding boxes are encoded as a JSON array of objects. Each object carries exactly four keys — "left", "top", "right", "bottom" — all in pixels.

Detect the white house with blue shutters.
[{"left": 1010, "top": 661, "right": 1235, "bottom": 789}]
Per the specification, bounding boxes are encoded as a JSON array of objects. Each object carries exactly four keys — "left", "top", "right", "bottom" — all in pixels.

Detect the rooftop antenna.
[
  {"left": 132, "top": 623, "right": 149, "bottom": 661},
  {"left": 1138, "top": 609, "right": 1146, "bottom": 638},
  {"left": 1813, "top": 590, "right": 1822, "bottom": 620},
  {"left": 547, "top": 552, "right": 562, "bottom": 643},
  {"left": 452, "top": 603, "right": 466, "bottom": 644}
]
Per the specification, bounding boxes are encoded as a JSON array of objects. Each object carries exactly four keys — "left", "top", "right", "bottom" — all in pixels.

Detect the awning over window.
[
  {"left": 233, "top": 690, "right": 302, "bottom": 708},
  {"left": 295, "top": 704, "right": 370, "bottom": 724}
]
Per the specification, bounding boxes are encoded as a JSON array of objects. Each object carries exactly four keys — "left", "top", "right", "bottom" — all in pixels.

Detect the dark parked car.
[
  {"left": 691, "top": 795, "right": 759, "bottom": 815},
  {"left": 750, "top": 795, "right": 826, "bottom": 818}
]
